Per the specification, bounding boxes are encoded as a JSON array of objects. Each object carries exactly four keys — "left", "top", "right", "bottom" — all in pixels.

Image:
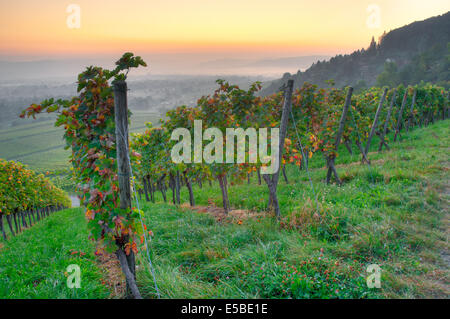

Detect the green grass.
[
  {"left": 0, "top": 208, "right": 111, "bottom": 298},
  {"left": 135, "top": 120, "right": 449, "bottom": 299}
]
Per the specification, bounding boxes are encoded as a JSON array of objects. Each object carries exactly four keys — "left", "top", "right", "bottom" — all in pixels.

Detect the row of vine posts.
[
  {"left": 134, "top": 82, "right": 448, "bottom": 222},
  {"left": 110, "top": 69, "right": 448, "bottom": 298},
  {"left": 0, "top": 204, "right": 67, "bottom": 241}
]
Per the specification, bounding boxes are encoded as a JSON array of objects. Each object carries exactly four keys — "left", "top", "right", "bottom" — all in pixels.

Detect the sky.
[{"left": 0, "top": 0, "right": 448, "bottom": 75}]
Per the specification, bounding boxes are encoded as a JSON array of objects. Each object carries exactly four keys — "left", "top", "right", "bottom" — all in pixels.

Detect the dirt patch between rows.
[
  {"left": 317, "top": 158, "right": 385, "bottom": 170},
  {"left": 335, "top": 158, "right": 385, "bottom": 169},
  {"left": 95, "top": 247, "right": 126, "bottom": 298},
  {"left": 180, "top": 202, "right": 270, "bottom": 223}
]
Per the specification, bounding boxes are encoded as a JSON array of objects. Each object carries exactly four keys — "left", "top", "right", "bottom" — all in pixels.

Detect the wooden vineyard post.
[
  {"left": 262, "top": 79, "right": 294, "bottom": 219},
  {"left": 364, "top": 88, "right": 388, "bottom": 157},
  {"left": 113, "top": 80, "right": 142, "bottom": 299},
  {"left": 394, "top": 90, "right": 408, "bottom": 142},
  {"left": 378, "top": 89, "right": 396, "bottom": 152},
  {"left": 217, "top": 174, "right": 230, "bottom": 213},
  {"left": 326, "top": 87, "right": 353, "bottom": 185},
  {"left": 406, "top": 89, "right": 417, "bottom": 132}
]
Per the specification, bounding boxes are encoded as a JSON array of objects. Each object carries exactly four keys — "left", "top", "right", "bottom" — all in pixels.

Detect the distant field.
[{"left": 0, "top": 111, "right": 161, "bottom": 172}]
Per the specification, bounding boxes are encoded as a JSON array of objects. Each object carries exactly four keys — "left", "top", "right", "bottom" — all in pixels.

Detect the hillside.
[
  {"left": 262, "top": 11, "right": 450, "bottom": 94},
  {"left": 2, "top": 120, "right": 449, "bottom": 298}
]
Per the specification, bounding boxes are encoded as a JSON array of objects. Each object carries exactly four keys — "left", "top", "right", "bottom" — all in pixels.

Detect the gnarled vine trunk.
[
  {"left": 184, "top": 172, "right": 195, "bottom": 207},
  {"left": 217, "top": 174, "right": 230, "bottom": 213},
  {"left": 116, "top": 247, "right": 142, "bottom": 299},
  {"left": 143, "top": 176, "right": 150, "bottom": 202},
  {"left": 169, "top": 173, "right": 176, "bottom": 204},
  {"left": 175, "top": 171, "right": 181, "bottom": 205},
  {"left": 282, "top": 165, "right": 289, "bottom": 184},
  {"left": 13, "top": 213, "right": 20, "bottom": 233},
  {"left": 0, "top": 214, "right": 7, "bottom": 240},
  {"left": 6, "top": 214, "right": 15, "bottom": 236}
]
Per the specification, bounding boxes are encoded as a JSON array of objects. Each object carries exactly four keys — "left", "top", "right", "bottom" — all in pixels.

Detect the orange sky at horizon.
[{"left": 0, "top": 0, "right": 449, "bottom": 60}]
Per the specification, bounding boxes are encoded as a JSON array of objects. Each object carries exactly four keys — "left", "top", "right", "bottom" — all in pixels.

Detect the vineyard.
[
  {"left": 2, "top": 53, "right": 448, "bottom": 299},
  {"left": 0, "top": 159, "right": 70, "bottom": 240},
  {"left": 130, "top": 78, "right": 448, "bottom": 219}
]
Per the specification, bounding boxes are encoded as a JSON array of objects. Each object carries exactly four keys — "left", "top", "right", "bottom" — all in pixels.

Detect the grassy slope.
[
  {"left": 0, "top": 112, "right": 160, "bottom": 172},
  {"left": 0, "top": 120, "right": 448, "bottom": 298},
  {"left": 0, "top": 208, "right": 110, "bottom": 298},
  {"left": 136, "top": 120, "right": 449, "bottom": 298}
]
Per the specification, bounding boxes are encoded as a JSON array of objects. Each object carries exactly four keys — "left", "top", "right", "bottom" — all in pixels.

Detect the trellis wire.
[
  {"left": 349, "top": 106, "right": 371, "bottom": 168},
  {"left": 118, "top": 128, "right": 161, "bottom": 298},
  {"left": 289, "top": 109, "right": 320, "bottom": 213}
]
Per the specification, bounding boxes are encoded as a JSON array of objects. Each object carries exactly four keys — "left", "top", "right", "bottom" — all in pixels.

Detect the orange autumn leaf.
[{"left": 85, "top": 209, "right": 95, "bottom": 220}]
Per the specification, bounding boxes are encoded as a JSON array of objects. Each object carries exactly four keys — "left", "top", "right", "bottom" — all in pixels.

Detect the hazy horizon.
[
  {"left": 0, "top": 54, "right": 334, "bottom": 81},
  {"left": 1, "top": 1, "right": 449, "bottom": 80}
]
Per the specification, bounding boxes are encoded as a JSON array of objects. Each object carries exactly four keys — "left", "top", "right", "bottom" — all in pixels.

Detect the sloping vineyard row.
[
  {"left": 131, "top": 81, "right": 448, "bottom": 216},
  {"left": 0, "top": 159, "right": 71, "bottom": 240}
]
